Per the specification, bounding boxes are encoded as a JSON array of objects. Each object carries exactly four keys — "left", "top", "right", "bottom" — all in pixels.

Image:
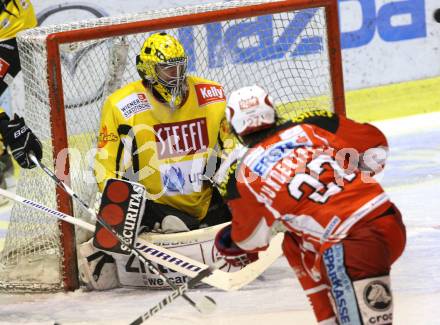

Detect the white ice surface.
[{"left": 0, "top": 112, "right": 440, "bottom": 325}]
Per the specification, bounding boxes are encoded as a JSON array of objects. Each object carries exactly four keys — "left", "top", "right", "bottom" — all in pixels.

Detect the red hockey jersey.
[{"left": 226, "top": 114, "right": 391, "bottom": 279}]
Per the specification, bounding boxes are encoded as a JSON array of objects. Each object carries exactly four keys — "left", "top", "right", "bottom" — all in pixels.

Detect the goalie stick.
[{"left": 28, "top": 155, "right": 216, "bottom": 316}]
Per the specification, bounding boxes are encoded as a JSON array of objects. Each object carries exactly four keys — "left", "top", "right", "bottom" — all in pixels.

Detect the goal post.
[{"left": 0, "top": 0, "right": 345, "bottom": 292}]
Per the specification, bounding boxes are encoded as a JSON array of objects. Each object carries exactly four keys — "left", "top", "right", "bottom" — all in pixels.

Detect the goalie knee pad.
[
  {"left": 140, "top": 201, "right": 200, "bottom": 232},
  {"left": 147, "top": 214, "right": 191, "bottom": 234},
  {"left": 160, "top": 215, "right": 190, "bottom": 233},
  {"left": 323, "top": 244, "right": 393, "bottom": 325}
]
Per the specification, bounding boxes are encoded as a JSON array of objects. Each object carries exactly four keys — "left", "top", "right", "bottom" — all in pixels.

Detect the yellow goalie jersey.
[
  {"left": 0, "top": 0, "right": 37, "bottom": 41},
  {"left": 95, "top": 76, "right": 232, "bottom": 220}
]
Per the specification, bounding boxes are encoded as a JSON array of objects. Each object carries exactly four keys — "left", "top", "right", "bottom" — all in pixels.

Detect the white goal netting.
[{"left": 0, "top": 0, "right": 343, "bottom": 292}]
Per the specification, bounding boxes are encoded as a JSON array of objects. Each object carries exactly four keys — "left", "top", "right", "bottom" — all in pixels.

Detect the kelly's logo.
[
  {"left": 98, "top": 126, "right": 118, "bottom": 148},
  {"left": 195, "top": 84, "right": 225, "bottom": 107},
  {"left": 154, "top": 118, "right": 209, "bottom": 159}
]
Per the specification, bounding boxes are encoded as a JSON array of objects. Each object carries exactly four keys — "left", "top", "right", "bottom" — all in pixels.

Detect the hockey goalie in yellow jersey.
[
  {"left": 95, "top": 32, "right": 233, "bottom": 231},
  {"left": 83, "top": 33, "right": 239, "bottom": 290}
]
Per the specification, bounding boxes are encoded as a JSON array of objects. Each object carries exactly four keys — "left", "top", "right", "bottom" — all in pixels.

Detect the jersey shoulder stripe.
[{"left": 292, "top": 109, "right": 339, "bottom": 134}]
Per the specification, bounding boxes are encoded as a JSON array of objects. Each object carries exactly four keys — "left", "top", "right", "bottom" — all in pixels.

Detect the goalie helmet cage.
[{"left": 0, "top": 0, "right": 345, "bottom": 292}]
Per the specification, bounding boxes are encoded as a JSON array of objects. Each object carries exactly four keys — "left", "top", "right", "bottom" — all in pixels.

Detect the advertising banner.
[{"left": 29, "top": 0, "right": 440, "bottom": 90}]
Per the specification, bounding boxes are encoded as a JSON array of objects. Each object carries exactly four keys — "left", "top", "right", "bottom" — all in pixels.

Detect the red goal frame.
[{"left": 44, "top": 0, "right": 345, "bottom": 291}]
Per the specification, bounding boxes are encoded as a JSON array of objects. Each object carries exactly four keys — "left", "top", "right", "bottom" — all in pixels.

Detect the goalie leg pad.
[{"left": 78, "top": 239, "right": 120, "bottom": 291}]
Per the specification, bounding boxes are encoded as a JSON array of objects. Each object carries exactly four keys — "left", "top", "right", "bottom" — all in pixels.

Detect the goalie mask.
[
  {"left": 226, "top": 85, "right": 276, "bottom": 140},
  {"left": 136, "top": 32, "right": 188, "bottom": 109}
]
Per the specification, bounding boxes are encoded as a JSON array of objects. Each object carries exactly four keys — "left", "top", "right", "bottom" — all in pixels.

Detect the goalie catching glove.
[
  {"left": 215, "top": 225, "right": 258, "bottom": 268},
  {"left": 0, "top": 113, "right": 42, "bottom": 169}
]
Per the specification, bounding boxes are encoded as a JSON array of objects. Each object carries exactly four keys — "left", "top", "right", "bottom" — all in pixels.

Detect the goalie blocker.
[
  {"left": 93, "top": 178, "right": 146, "bottom": 254},
  {"left": 79, "top": 178, "right": 146, "bottom": 290},
  {"left": 79, "top": 178, "right": 242, "bottom": 290}
]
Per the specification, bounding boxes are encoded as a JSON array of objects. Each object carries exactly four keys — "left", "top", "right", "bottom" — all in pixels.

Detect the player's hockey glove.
[
  {"left": 214, "top": 224, "right": 258, "bottom": 268},
  {"left": 0, "top": 113, "right": 42, "bottom": 169}
]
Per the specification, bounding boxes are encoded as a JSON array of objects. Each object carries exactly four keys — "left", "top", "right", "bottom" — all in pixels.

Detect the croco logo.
[{"left": 364, "top": 280, "right": 392, "bottom": 311}]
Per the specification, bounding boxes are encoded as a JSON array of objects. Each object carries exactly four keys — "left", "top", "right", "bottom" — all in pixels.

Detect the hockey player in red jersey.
[{"left": 214, "top": 85, "right": 406, "bottom": 325}]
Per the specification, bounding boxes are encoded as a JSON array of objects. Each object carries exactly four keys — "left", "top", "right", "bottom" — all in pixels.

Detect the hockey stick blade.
[
  {"left": 130, "top": 262, "right": 219, "bottom": 324},
  {"left": 195, "top": 296, "right": 216, "bottom": 314},
  {"left": 134, "top": 233, "right": 283, "bottom": 291}
]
